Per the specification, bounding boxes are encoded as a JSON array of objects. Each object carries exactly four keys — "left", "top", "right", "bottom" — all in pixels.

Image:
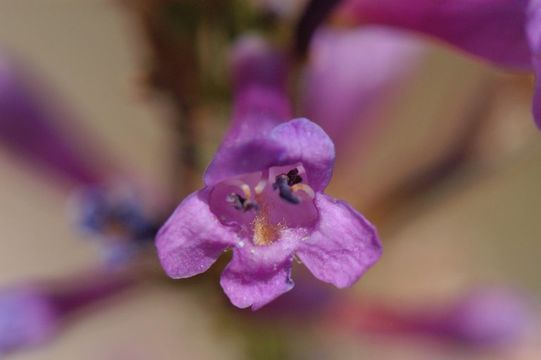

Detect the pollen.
[{"left": 252, "top": 209, "right": 282, "bottom": 246}]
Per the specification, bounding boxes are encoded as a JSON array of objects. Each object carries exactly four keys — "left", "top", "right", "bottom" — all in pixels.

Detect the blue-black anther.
[
  {"left": 273, "top": 169, "right": 302, "bottom": 204},
  {"left": 227, "top": 193, "right": 258, "bottom": 212}
]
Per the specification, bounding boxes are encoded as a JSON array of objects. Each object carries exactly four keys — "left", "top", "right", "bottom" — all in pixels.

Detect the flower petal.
[
  {"left": 220, "top": 226, "right": 305, "bottom": 310},
  {"left": 156, "top": 189, "right": 236, "bottom": 278},
  {"left": 533, "top": 58, "right": 541, "bottom": 130},
  {"left": 302, "top": 27, "right": 422, "bottom": 146},
  {"left": 0, "top": 56, "right": 103, "bottom": 186},
  {"left": 337, "top": 0, "right": 532, "bottom": 70},
  {"left": 220, "top": 250, "right": 294, "bottom": 310},
  {"left": 205, "top": 118, "right": 335, "bottom": 192},
  {"left": 204, "top": 86, "right": 292, "bottom": 186},
  {"left": 204, "top": 38, "right": 292, "bottom": 187},
  {"left": 205, "top": 39, "right": 334, "bottom": 190},
  {"left": 297, "top": 193, "right": 382, "bottom": 288},
  {"left": 528, "top": 0, "right": 541, "bottom": 128},
  {"left": 440, "top": 287, "right": 532, "bottom": 346},
  {"left": 230, "top": 35, "right": 288, "bottom": 93},
  {"left": 268, "top": 118, "right": 335, "bottom": 191},
  {"left": 0, "top": 287, "right": 58, "bottom": 353}
]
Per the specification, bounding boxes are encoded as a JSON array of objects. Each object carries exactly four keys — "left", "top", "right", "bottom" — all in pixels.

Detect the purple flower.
[
  {"left": 0, "top": 287, "right": 59, "bottom": 354},
  {"left": 528, "top": 0, "right": 541, "bottom": 128},
  {"left": 158, "top": 120, "right": 381, "bottom": 310},
  {"left": 156, "top": 36, "right": 381, "bottom": 310},
  {"left": 333, "top": 0, "right": 541, "bottom": 128},
  {"left": 437, "top": 287, "right": 533, "bottom": 346},
  {"left": 0, "top": 55, "right": 105, "bottom": 186},
  {"left": 72, "top": 185, "right": 160, "bottom": 267},
  {"left": 301, "top": 26, "right": 422, "bottom": 147},
  {"left": 337, "top": 287, "right": 534, "bottom": 347},
  {"left": 0, "top": 273, "right": 132, "bottom": 354},
  {"left": 336, "top": 0, "right": 532, "bottom": 70}
]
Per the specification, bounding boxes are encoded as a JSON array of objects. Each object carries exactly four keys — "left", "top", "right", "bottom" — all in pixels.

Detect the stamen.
[
  {"left": 273, "top": 174, "right": 300, "bottom": 204},
  {"left": 224, "top": 179, "right": 252, "bottom": 200},
  {"left": 272, "top": 168, "right": 305, "bottom": 204},
  {"left": 286, "top": 168, "right": 303, "bottom": 186},
  {"left": 227, "top": 193, "right": 258, "bottom": 212},
  {"left": 239, "top": 183, "right": 252, "bottom": 200},
  {"left": 226, "top": 193, "right": 243, "bottom": 210},
  {"left": 254, "top": 179, "right": 267, "bottom": 194},
  {"left": 291, "top": 183, "right": 315, "bottom": 199}
]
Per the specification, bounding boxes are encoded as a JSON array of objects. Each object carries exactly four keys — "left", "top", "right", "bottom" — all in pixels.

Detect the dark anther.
[
  {"left": 227, "top": 193, "right": 258, "bottom": 212},
  {"left": 286, "top": 169, "right": 303, "bottom": 186},
  {"left": 273, "top": 169, "right": 302, "bottom": 204}
]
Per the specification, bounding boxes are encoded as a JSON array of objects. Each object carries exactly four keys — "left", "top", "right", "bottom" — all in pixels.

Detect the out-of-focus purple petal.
[
  {"left": 297, "top": 193, "right": 381, "bottom": 288},
  {"left": 230, "top": 35, "right": 288, "bottom": 93},
  {"left": 48, "top": 272, "right": 134, "bottom": 314},
  {"left": 0, "top": 273, "right": 132, "bottom": 354},
  {"left": 528, "top": 0, "right": 541, "bottom": 128},
  {"left": 204, "top": 36, "right": 292, "bottom": 186},
  {"left": 302, "top": 27, "right": 422, "bottom": 146},
  {"left": 529, "top": 0, "right": 541, "bottom": 53},
  {"left": 532, "top": 58, "right": 541, "bottom": 129},
  {"left": 212, "top": 86, "right": 292, "bottom": 151},
  {"left": 0, "top": 56, "right": 103, "bottom": 186},
  {"left": 0, "top": 287, "right": 58, "bottom": 354},
  {"left": 206, "top": 118, "right": 335, "bottom": 192},
  {"left": 337, "top": 0, "right": 531, "bottom": 70},
  {"left": 156, "top": 189, "right": 236, "bottom": 278},
  {"left": 225, "top": 35, "right": 291, "bottom": 143},
  {"left": 334, "top": 287, "right": 534, "bottom": 348},
  {"left": 437, "top": 287, "right": 533, "bottom": 346}
]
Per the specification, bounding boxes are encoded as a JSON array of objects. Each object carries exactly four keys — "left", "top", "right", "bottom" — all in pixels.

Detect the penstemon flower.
[
  {"left": 528, "top": 0, "right": 541, "bottom": 128},
  {"left": 72, "top": 186, "right": 161, "bottom": 267},
  {"left": 0, "top": 54, "right": 103, "bottom": 186},
  {"left": 0, "top": 273, "right": 132, "bottom": 354},
  {"left": 437, "top": 288, "right": 533, "bottom": 346},
  {"left": 334, "top": 287, "right": 533, "bottom": 347},
  {"left": 335, "top": 0, "right": 532, "bottom": 70},
  {"left": 332, "top": 0, "right": 541, "bottom": 128},
  {"left": 0, "top": 53, "right": 161, "bottom": 266},
  {"left": 156, "top": 36, "right": 381, "bottom": 310},
  {"left": 301, "top": 26, "right": 422, "bottom": 147},
  {"left": 0, "top": 286, "right": 59, "bottom": 354}
]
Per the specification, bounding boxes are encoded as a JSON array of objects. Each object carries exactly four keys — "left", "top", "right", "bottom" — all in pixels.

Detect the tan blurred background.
[{"left": 0, "top": 1, "right": 540, "bottom": 359}]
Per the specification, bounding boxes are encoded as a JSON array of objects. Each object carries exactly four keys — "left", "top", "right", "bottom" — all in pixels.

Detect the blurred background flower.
[{"left": 0, "top": 1, "right": 540, "bottom": 359}]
